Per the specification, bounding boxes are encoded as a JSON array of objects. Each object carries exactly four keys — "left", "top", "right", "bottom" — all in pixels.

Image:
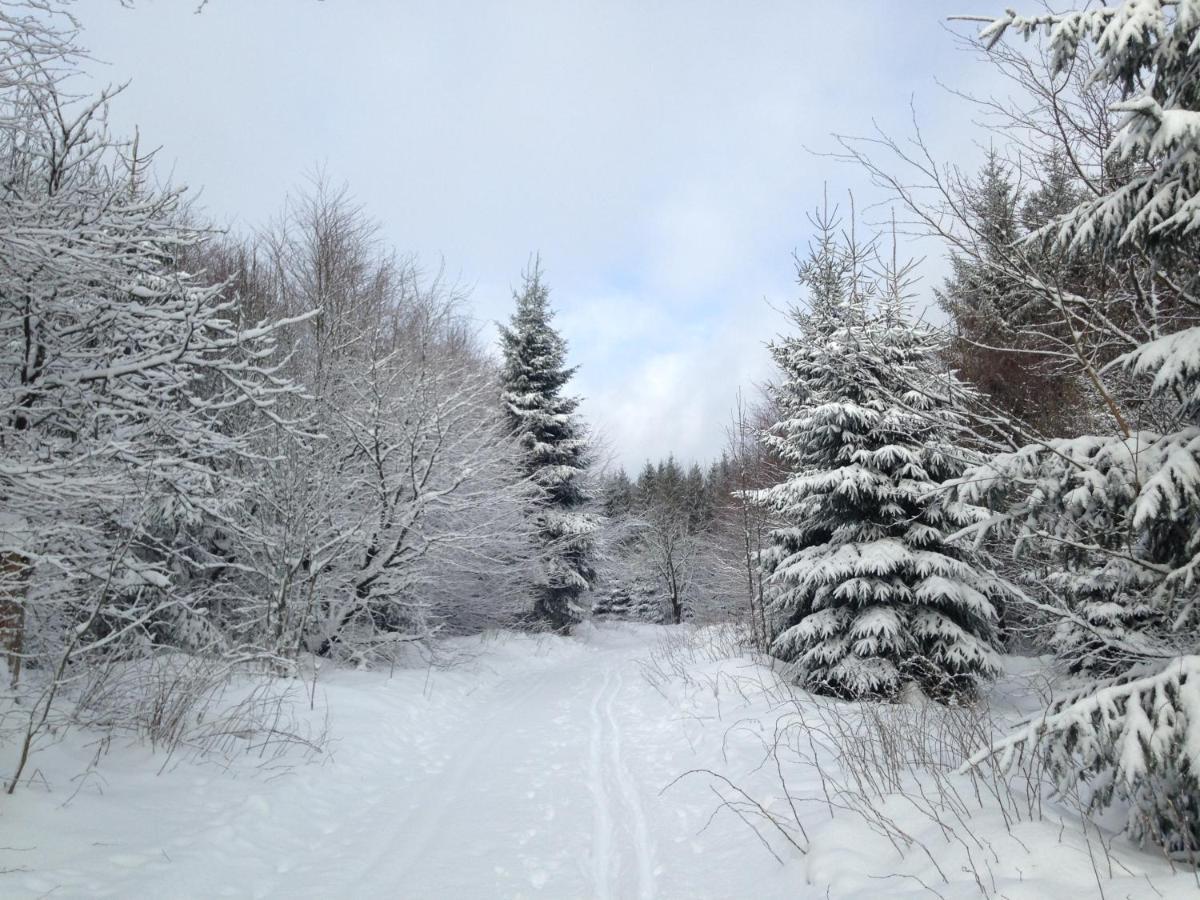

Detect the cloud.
[{"left": 74, "top": 0, "right": 1009, "bottom": 472}]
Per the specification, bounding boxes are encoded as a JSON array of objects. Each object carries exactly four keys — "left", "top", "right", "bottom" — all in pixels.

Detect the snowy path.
[
  {"left": 8, "top": 624, "right": 1195, "bottom": 899},
  {"left": 345, "top": 637, "right": 663, "bottom": 898},
  {"left": 5, "top": 625, "right": 795, "bottom": 899}
]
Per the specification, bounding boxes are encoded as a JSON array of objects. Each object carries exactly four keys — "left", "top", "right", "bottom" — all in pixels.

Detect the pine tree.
[
  {"left": 748, "top": 211, "right": 1009, "bottom": 701},
  {"left": 937, "top": 151, "right": 1090, "bottom": 436},
  {"left": 961, "top": 0, "right": 1200, "bottom": 856},
  {"left": 499, "top": 263, "right": 596, "bottom": 631},
  {"left": 601, "top": 469, "right": 636, "bottom": 519}
]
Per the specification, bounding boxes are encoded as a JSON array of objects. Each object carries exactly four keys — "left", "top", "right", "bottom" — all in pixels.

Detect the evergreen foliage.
[
  {"left": 499, "top": 263, "right": 597, "bottom": 631},
  {"left": 937, "top": 151, "right": 1092, "bottom": 436},
  {"left": 962, "top": 0, "right": 1200, "bottom": 858},
  {"left": 748, "top": 211, "right": 1010, "bottom": 701}
]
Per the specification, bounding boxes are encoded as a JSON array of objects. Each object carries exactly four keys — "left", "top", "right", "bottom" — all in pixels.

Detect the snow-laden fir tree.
[
  {"left": 499, "top": 263, "right": 597, "bottom": 631},
  {"left": 937, "top": 151, "right": 1093, "bottom": 437},
  {"left": 748, "top": 210, "right": 1010, "bottom": 701},
  {"left": 959, "top": 0, "right": 1200, "bottom": 858}
]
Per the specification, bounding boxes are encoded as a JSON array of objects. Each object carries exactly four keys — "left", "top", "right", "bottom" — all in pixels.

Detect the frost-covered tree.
[
  {"left": 499, "top": 264, "right": 597, "bottom": 631},
  {"left": 593, "top": 477, "right": 744, "bottom": 627},
  {"left": 0, "top": 7, "right": 314, "bottom": 789},
  {"left": 637, "top": 501, "right": 699, "bottom": 626},
  {"left": 0, "top": 38, "right": 308, "bottom": 648},
  {"left": 596, "top": 454, "right": 745, "bottom": 626},
  {"left": 748, "top": 208, "right": 1009, "bottom": 701},
  {"left": 224, "top": 182, "right": 542, "bottom": 660},
  {"left": 958, "top": 0, "right": 1200, "bottom": 858}
]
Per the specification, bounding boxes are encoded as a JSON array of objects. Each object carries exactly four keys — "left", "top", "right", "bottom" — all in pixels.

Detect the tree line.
[
  {"left": 0, "top": 5, "right": 598, "bottom": 789},
  {"left": 3, "top": 0, "right": 1200, "bottom": 866},
  {"left": 716, "top": 1, "right": 1200, "bottom": 862}
]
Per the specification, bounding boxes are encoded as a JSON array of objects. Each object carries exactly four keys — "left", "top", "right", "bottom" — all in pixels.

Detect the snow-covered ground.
[{"left": 3, "top": 623, "right": 1196, "bottom": 898}]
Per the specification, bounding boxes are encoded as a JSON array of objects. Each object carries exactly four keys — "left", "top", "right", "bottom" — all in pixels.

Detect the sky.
[{"left": 73, "top": 0, "right": 1009, "bottom": 472}]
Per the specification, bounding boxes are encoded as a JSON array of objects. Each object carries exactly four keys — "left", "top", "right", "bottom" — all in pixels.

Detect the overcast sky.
[{"left": 75, "top": 0, "right": 1006, "bottom": 472}]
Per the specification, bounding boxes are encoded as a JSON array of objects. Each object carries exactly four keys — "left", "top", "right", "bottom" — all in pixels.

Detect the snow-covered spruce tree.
[
  {"left": 499, "top": 264, "right": 597, "bottom": 631},
  {"left": 937, "top": 150, "right": 1093, "bottom": 438},
  {"left": 958, "top": 0, "right": 1200, "bottom": 859},
  {"left": 747, "top": 209, "right": 1010, "bottom": 702}
]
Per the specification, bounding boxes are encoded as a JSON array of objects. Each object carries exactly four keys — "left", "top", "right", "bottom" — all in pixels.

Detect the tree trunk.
[{"left": 0, "top": 552, "right": 30, "bottom": 689}]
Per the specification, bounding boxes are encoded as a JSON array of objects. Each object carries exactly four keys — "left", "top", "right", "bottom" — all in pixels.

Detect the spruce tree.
[
  {"left": 684, "top": 462, "right": 712, "bottom": 529},
  {"left": 749, "top": 214, "right": 1009, "bottom": 701},
  {"left": 937, "top": 151, "right": 1090, "bottom": 436},
  {"left": 635, "top": 461, "right": 658, "bottom": 502},
  {"left": 960, "top": 0, "right": 1200, "bottom": 856},
  {"left": 601, "top": 469, "right": 636, "bottom": 519},
  {"left": 499, "top": 263, "right": 596, "bottom": 631}
]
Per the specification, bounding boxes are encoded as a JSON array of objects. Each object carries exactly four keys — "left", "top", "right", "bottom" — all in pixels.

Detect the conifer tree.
[
  {"left": 749, "top": 210, "right": 1010, "bottom": 701},
  {"left": 499, "top": 263, "right": 596, "bottom": 631},
  {"left": 601, "top": 469, "right": 636, "bottom": 519},
  {"left": 937, "top": 151, "right": 1091, "bottom": 436},
  {"left": 960, "top": 0, "right": 1200, "bottom": 857},
  {"left": 635, "top": 461, "right": 658, "bottom": 502},
  {"left": 684, "top": 462, "right": 711, "bottom": 529}
]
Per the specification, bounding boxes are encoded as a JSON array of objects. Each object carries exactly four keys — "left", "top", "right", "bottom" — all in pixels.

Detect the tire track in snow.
[
  {"left": 605, "top": 667, "right": 658, "bottom": 900},
  {"left": 587, "top": 667, "right": 617, "bottom": 900}
]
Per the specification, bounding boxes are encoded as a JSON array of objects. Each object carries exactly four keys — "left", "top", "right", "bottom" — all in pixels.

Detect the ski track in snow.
[
  {"left": 328, "top": 631, "right": 676, "bottom": 899},
  {"left": 40, "top": 625, "right": 687, "bottom": 899},
  {"left": 587, "top": 668, "right": 616, "bottom": 899},
  {"left": 331, "top": 629, "right": 673, "bottom": 899},
  {"left": 354, "top": 674, "right": 546, "bottom": 892},
  {"left": 7, "top": 624, "right": 1196, "bottom": 899},
  {"left": 585, "top": 665, "right": 658, "bottom": 899},
  {"left": 604, "top": 669, "right": 657, "bottom": 900}
]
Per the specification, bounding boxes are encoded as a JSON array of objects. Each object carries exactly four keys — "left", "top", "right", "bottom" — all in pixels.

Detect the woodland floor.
[{"left": 3, "top": 624, "right": 1196, "bottom": 899}]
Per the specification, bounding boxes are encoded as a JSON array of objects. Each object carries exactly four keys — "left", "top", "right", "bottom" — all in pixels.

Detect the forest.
[{"left": 2, "top": 1, "right": 1200, "bottom": 897}]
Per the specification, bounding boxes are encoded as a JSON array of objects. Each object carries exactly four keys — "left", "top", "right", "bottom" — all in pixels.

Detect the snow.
[
  {"left": 4, "top": 624, "right": 1197, "bottom": 898},
  {"left": 1121, "top": 326, "right": 1200, "bottom": 406}
]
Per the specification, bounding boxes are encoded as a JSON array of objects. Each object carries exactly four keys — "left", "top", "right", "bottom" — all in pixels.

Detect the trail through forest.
[
  {"left": 8, "top": 625, "right": 1194, "bottom": 899},
  {"left": 7, "top": 627, "right": 796, "bottom": 899}
]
